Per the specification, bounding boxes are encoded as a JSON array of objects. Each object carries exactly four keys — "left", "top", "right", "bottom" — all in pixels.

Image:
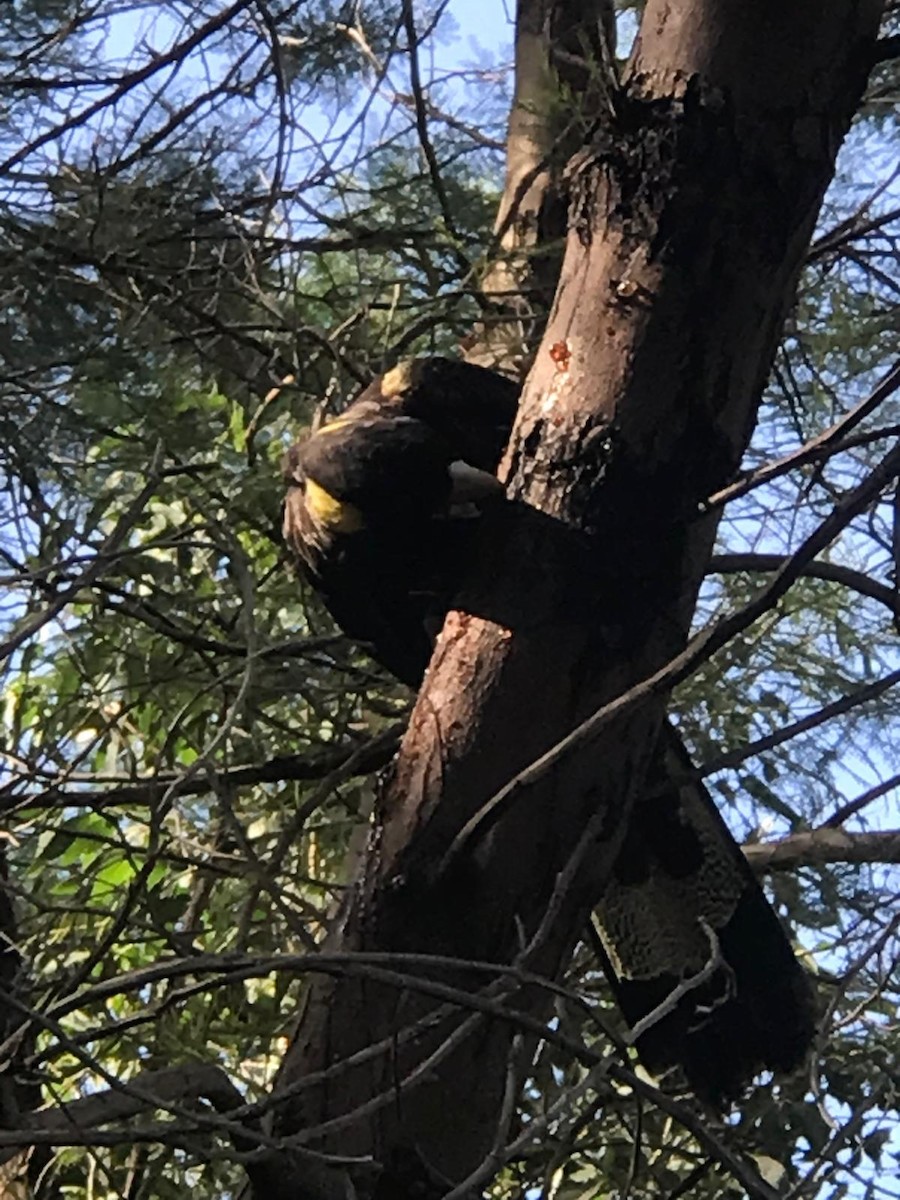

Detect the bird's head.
[{"left": 282, "top": 441, "right": 365, "bottom": 538}]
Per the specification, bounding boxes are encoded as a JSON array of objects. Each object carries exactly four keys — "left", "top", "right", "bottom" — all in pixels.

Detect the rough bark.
[
  {"left": 465, "top": 0, "right": 616, "bottom": 376},
  {"left": 265, "top": 3, "right": 885, "bottom": 1197}
]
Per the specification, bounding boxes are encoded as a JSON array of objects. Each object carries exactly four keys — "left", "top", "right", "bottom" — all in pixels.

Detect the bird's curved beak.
[{"left": 447, "top": 460, "right": 505, "bottom": 504}]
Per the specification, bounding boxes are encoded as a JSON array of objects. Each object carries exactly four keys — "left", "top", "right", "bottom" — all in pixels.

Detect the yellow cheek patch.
[
  {"left": 304, "top": 479, "right": 365, "bottom": 533},
  {"left": 381, "top": 360, "right": 418, "bottom": 397}
]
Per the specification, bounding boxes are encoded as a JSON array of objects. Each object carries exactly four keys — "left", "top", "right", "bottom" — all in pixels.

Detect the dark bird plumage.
[
  {"left": 596, "top": 734, "right": 815, "bottom": 1102},
  {"left": 283, "top": 355, "right": 815, "bottom": 1104},
  {"left": 283, "top": 358, "right": 518, "bottom": 684}
]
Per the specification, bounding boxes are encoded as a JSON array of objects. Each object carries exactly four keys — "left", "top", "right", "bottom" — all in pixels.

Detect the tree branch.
[
  {"left": 700, "top": 666, "right": 900, "bottom": 779},
  {"left": 820, "top": 773, "right": 900, "bottom": 829},
  {"left": 706, "top": 358, "right": 900, "bottom": 511},
  {"left": 743, "top": 829, "right": 900, "bottom": 870},
  {"left": 709, "top": 553, "right": 899, "bottom": 618},
  {"left": 445, "top": 439, "right": 900, "bottom": 867},
  {"left": 0, "top": 0, "right": 256, "bottom": 175},
  {"left": 1, "top": 725, "right": 403, "bottom": 815}
]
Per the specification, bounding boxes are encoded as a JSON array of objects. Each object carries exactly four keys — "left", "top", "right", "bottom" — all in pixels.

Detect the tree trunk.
[
  {"left": 465, "top": 0, "right": 615, "bottom": 376},
  {"left": 262, "top": 3, "right": 884, "bottom": 1197}
]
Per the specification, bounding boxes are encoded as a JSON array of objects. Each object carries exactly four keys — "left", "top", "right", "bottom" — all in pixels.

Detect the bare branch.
[
  {"left": 820, "top": 773, "right": 900, "bottom": 828},
  {"left": 709, "top": 553, "right": 900, "bottom": 618},
  {"left": 744, "top": 829, "right": 900, "bottom": 870},
  {"left": 707, "top": 358, "right": 900, "bottom": 511},
  {"left": 2, "top": 726, "right": 403, "bottom": 815},
  {"left": 0, "top": 0, "right": 257, "bottom": 175}
]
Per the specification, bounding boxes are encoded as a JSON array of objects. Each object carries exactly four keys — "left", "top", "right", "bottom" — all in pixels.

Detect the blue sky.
[{"left": 1, "top": 6, "right": 896, "bottom": 1192}]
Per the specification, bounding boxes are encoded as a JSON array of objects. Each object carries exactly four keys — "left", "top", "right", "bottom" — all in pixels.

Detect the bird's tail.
[{"left": 594, "top": 723, "right": 816, "bottom": 1105}]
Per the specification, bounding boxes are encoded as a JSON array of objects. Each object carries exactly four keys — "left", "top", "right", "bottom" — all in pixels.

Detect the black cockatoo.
[
  {"left": 283, "top": 356, "right": 814, "bottom": 1104},
  {"left": 283, "top": 357, "right": 518, "bottom": 685}
]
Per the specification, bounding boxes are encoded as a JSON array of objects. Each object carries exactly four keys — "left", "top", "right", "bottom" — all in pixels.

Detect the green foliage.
[{"left": 0, "top": 1, "right": 897, "bottom": 1198}]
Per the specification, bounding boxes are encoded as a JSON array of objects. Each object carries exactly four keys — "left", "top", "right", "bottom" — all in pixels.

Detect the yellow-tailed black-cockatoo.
[{"left": 283, "top": 356, "right": 814, "bottom": 1105}]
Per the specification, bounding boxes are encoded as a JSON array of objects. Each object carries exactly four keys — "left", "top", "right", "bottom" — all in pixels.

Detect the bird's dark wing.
[
  {"left": 296, "top": 412, "right": 455, "bottom": 519},
  {"left": 376, "top": 357, "right": 520, "bottom": 471}
]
